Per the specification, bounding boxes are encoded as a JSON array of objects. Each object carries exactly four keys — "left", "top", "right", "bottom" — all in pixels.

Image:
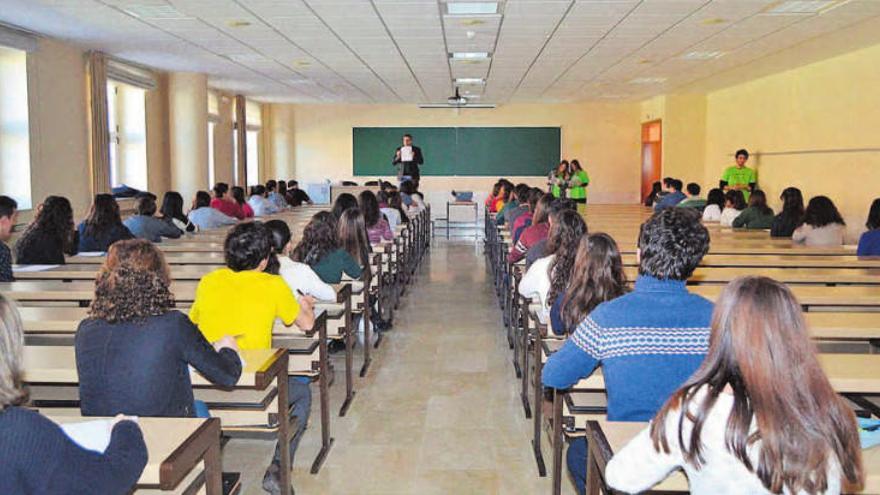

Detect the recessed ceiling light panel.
[
  {"left": 681, "top": 51, "right": 725, "bottom": 60},
  {"left": 450, "top": 52, "right": 490, "bottom": 60},
  {"left": 446, "top": 2, "right": 499, "bottom": 15},
  {"left": 454, "top": 77, "right": 486, "bottom": 85},
  {"left": 629, "top": 77, "right": 667, "bottom": 84},
  {"left": 762, "top": 0, "right": 847, "bottom": 15},
  {"left": 122, "top": 4, "right": 191, "bottom": 20}
]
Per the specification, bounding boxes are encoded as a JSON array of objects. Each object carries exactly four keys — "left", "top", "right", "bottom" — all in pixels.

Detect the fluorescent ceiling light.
[
  {"left": 454, "top": 78, "right": 485, "bottom": 85},
  {"left": 629, "top": 77, "right": 666, "bottom": 84},
  {"left": 446, "top": 2, "right": 498, "bottom": 15},
  {"left": 681, "top": 51, "right": 725, "bottom": 60},
  {"left": 122, "top": 4, "right": 191, "bottom": 20},
  {"left": 450, "top": 52, "right": 490, "bottom": 60},
  {"left": 228, "top": 53, "right": 269, "bottom": 63},
  {"left": 762, "top": 0, "right": 848, "bottom": 15}
]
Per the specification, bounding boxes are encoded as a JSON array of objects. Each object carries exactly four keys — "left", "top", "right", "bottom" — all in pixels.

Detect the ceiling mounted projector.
[{"left": 418, "top": 88, "right": 496, "bottom": 109}]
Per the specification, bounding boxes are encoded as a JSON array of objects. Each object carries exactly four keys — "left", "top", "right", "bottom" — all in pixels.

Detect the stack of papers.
[
  {"left": 60, "top": 418, "right": 138, "bottom": 453},
  {"left": 12, "top": 265, "right": 60, "bottom": 273}
]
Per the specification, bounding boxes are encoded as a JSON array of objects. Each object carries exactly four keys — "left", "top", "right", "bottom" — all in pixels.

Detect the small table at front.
[
  {"left": 446, "top": 201, "right": 478, "bottom": 239},
  {"left": 46, "top": 415, "right": 223, "bottom": 494}
]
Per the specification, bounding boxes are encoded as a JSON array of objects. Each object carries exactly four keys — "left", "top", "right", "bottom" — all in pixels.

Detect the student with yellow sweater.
[{"left": 190, "top": 222, "right": 315, "bottom": 495}]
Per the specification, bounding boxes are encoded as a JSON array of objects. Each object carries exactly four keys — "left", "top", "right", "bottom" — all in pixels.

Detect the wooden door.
[{"left": 641, "top": 120, "right": 662, "bottom": 203}]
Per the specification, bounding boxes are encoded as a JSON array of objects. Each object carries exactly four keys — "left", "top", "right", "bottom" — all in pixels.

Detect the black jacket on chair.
[{"left": 392, "top": 146, "right": 424, "bottom": 181}]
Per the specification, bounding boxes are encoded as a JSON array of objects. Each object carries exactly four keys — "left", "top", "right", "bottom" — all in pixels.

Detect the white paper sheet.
[
  {"left": 76, "top": 252, "right": 106, "bottom": 257},
  {"left": 400, "top": 146, "right": 414, "bottom": 162},
  {"left": 60, "top": 418, "right": 138, "bottom": 454},
  {"left": 12, "top": 264, "right": 61, "bottom": 273}
]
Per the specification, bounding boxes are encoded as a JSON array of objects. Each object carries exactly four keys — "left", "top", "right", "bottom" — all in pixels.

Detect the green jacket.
[
  {"left": 731, "top": 206, "right": 774, "bottom": 229},
  {"left": 677, "top": 197, "right": 706, "bottom": 210}
]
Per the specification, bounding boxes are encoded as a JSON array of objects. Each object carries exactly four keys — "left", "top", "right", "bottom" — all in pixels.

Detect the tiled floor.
[{"left": 223, "top": 239, "right": 575, "bottom": 494}]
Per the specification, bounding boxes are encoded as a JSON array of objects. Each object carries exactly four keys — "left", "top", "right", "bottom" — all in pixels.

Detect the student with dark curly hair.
[
  {"left": 549, "top": 233, "right": 628, "bottom": 336},
  {"left": 75, "top": 239, "right": 241, "bottom": 419},
  {"left": 0, "top": 294, "right": 149, "bottom": 494},
  {"left": 543, "top": 207, "right": 714, "bottom": 495},
  {"left": 14, "top": 195, "right": 79, "bottom": 264},
  {"left": 190, "top": 222, "right": 315, "bottom": 494},
  {"left": 793, "top": 195, "right": 846, "bottom": 247},
  {"left": 293, "top": 211, "right": 363, "bottom": 284},
  {"left": 77, "top": 194, "right": 135, "bottom": 252},
  {"left": 518, "top": 208, "right": 587, "bottom": 319}
]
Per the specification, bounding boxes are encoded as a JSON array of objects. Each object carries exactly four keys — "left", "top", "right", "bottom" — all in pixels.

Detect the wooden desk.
[
  {"left": 15, "top": 264, "right": 215, "bottom": 281},
  {"left": 692, "top": 285, "right": 880, "bottom": 309},
  {"left": 68, "top": 252, "right": 226, "bottom": 265},
  {"left": 618, "top": 266, "right": 880, "bottom": 285},
  {"left": 48, "top": 415, "right": 222, "bottom": 494},
  {"left": 24, "top": 346, "right": 294, "bottom": 495},
  {"left": 0, "top": 281, "right": 198, "bottom": 303}
]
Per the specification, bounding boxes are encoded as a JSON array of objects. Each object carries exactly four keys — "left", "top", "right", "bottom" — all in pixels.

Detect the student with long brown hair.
[
  {"left": 15, "top": 195, "right": 79, "bottom": 264},
  {"left": 508, "top": 193, "right": 553, "bottom": 264},
  {"left": 518, "top": 209, "right": 587, "bottom": 318},
  {"left": 549, "top": 233, "right": 628, "bottom": 336},
  {"left": 606, "top": 276, "right": 864, "bottom": 494},
  {"left": 77, "top": 193, "right": 134, "bottom": 252}
]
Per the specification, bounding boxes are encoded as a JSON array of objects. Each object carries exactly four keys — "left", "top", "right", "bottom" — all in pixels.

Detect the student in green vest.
[
  {"left": 568, "top": 159, "right": 590, "bottom": 204},
  {"left": 720, "top": 149, "right": 757, "bottom": 201}
]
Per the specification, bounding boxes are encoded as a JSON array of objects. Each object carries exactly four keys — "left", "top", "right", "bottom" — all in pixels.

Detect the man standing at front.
[
  {"left": 392, "top": 134, "right": 424, "bottom": 186},
  {"left": 720, "top": 148, "right": 757, "bottom": 201}
]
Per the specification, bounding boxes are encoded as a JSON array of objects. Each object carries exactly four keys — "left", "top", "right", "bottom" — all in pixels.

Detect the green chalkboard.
[{"left": 352, "top": 127, "right": 560, "bottom": 177}]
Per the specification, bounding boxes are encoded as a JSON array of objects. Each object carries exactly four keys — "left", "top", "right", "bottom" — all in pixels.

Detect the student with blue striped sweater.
[{"left": 542, "top": 207, "right": 713, "bottom": 495}]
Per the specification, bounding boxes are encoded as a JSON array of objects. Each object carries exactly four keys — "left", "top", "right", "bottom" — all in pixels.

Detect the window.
[
  {"left": 0, "top": 45, "right": 32, "bottom": 209},
  {"left": 107, "top": 80, "right": 147, "bottom": 191},
  {"left": 245, "top": 100, "right": 261, "bottom": 187},
  {"left": 207, "top": 91, "right": 219, "bottom": 188}
]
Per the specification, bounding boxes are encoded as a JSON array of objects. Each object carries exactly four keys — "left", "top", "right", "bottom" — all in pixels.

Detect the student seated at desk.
[
  {"left": 14, "top": 195, "right": 78, "bottom": 265},
  {"left": 653, "top": 179, "right": 685, "bottom": 211},
  {"left": 331, "top": 193, "right": 358, "bottom": 219},
  {"left": 486, "top": 180, "right": 503, "bottom": 213},
  {"left": 793, "top": 196, "right": 846, "bottom": 247},
  {"left": 606, "top": 277, "right": 864, "bottom": 495},
  {"left": 506, "top": 184, "right": 531, "bottom": 228},
  {"left": 265, "top": 220, "right": 336, "bottom": 301},
  {"left": 189, "top": 222, "right": 315, "bottom": 495},
  {"left": 0, "top": 196, "right": 16, "bottom": 282},
  {"left": 360, "top": 190, "right": 393, "bottom": 244},
  {"left": 123, "top": 195, "right": 182, "bottom": 243},
  {"left": 542, "top": 208, "right": 713, "bottom": 495},
  {"left": 293, "top": 211, "right": 362, "bottom": 285},
  {"left": 676, "top": 183, "right": 706, "bottom": 210},
  {"left": 210, "top": 183, "right": 244, "bottom": 220},
  {"left": 701, "top": 188, "right": 724, "bottom": 222},
  {"left": 770, "top": 187, "right": 804, "bottom": 238},
  {"left": 285, "top": 180, "right": 312, "bottom": 207},
  {"left": 509, "top": 193, "right": 553, "bottom": 264},
  {"left": 377, "top": 190, "right": 401, "bottom": 231},
  {"left": 232, "top": 186, "right": 254, "bottom": 219},
  {"left": 719, "top": 189, "right": 746, "bottom": 227},
  {"left": 265, "top": 180, "right": 287, "bottom": 211},
  {"left": 523, "top": 198, "right": 577, "bottom": 268},
  {"left": 248, "top": 185, "right": 280, "bottom": 217},
  {"left": 406, "top": 191, "right": 426, "bottom": 219},
  {"left": 160, "top": 191, "right": 197, "bottom": 234},
  {"left": 0, "top": 294, "right": 148, "bottom": 494},
  {"left": 511, "top": 188, "right": 539, "bottom": 245},
  {"left": 188, "top": 191, "right": 237, "bottom": 231},
  {"left": 76, "top": 239, "right": 242, "bottom": 418},
  {"left": 519, "top": 209, "right": 587, "bottom": 320},
  {"left": 494, "top": 180, "right": 514, "bottom": 223},
  {"left": 857, "top": 198, "right": 880, "bottom": 257},
  {"left": 549, "top": 233, "right": 628, "bottom": 336},
  {"left": 731, "top": 189, "right": 774, "bottom": 229},
  {"left": 388, "top": 190, "right": 409, "bottom": 226},
  {"left": 77, "top": 194, "right": 135, "bottom": 252}
]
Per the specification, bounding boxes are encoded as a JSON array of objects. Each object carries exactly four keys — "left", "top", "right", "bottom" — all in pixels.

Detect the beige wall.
[
  {"left": 25, "top": 38, "right": 91, "bottom": 219},
  {"left": 211, "top": 91, "right": 235, "bottom": 187},
  {"left": 167, "top": 72, "right": 208, "bottom": 202},
  {"left": 639, "top": 94, "right": 707, "bottom": 186},
  {"left": 146, "top": 73, "right": 170, "bottom": 198},
  {"left": 701, "top": 41, "right": 880, "bottom": 242},
  {"left": 268, "top": 102, "right": 642, "bottom": 204}
]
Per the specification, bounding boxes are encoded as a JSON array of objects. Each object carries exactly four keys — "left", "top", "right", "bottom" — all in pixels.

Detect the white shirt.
[
  {"left": 187, "top": 207, "right": 236, "bottom": 231},
  {"left": 606, "top": 388, "right": 842, "bottom": 495},
  {"left": 719, "top": 207, "right": 742, "bottom": 227},
  {"left": 702, "top": 204, "right": 721, "bottom": 222},
  {"left": 277, "top": 257, "right": 336, "bottom": 301},
  {"left": 518, "top": 254, "right": 554, "bottom": 315},
  {"left": 248, "top": 195, "right": 279, "bottom": 217},
  {"left": 406, "top": 197, "right": 426, "bottom": 219},
  {"left": 380, "top": 207, "right": 401, "bottom": 231}
]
